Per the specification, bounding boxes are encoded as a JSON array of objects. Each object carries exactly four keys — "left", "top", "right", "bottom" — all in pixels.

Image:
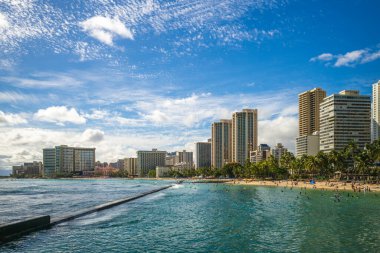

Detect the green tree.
[{"left": 148, "top": 169, "right": 156, "bottom": 178}]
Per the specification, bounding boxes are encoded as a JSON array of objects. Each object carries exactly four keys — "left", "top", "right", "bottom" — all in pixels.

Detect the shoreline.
[
  {"left": 3, "top": 177, "right": 380, "bottom": 192},
  {"left": 224, "top": 179, "right": 380, "bottom": 192}
]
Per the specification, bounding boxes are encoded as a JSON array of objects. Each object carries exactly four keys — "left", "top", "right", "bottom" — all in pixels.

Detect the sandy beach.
[{"left": 225, "top": 179, "right": 380, "bottom": 192}]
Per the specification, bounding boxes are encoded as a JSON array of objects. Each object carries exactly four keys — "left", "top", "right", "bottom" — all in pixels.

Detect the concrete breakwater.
[{"left": 0, "top": 184, "right": 174, "bottom": 244}]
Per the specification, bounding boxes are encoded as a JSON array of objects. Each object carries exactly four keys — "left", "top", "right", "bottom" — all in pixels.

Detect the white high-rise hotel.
[
  {"left": 320, "top": 90, "right": 371, "bottom": 152},
  {"left": 372, "top": 80, "right": 380, "bottom": 141}
]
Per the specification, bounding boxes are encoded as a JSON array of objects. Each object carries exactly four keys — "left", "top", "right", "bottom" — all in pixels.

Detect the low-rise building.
[
  {"left": 250, "top": 144, "right": 271, "bottom": 163},
  {"left": 12, "top": 161, "right": 43, "bottom": 177},
  {"left": 270, "top": 143, "right": 288, "bottom": 165},
  {"left": 296, "top": 132, "right": 319, "bottom": 157}
]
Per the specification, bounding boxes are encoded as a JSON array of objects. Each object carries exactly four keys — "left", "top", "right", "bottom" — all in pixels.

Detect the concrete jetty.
[{"left": 0, "top": 185, "right": 173, "bottom": 244}]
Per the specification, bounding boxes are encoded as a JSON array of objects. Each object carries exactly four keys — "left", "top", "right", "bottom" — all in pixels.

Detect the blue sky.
[{"left": 0, "top": 0, "right": 380, "bottom": 170}]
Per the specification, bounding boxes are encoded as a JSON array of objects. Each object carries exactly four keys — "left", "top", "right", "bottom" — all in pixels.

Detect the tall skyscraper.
[
  {"left": 232, "top": 109, "right": 258, "bottom": 165},
  {"left": 136, "top": 149, "right": 166, "bottom": 177},
  {"left": 298, "top": 88, "right": 326, "bottom": 136},
  {"left": 211, "top": 119, "right": 232, "bottom": 168},
  {"left": 195, "top": 140, "right": 211, "bottom": 168},
  {"left": 372, "top": 80, "right": 380, "bottom": 142},
  {"left": 320, "top": 90, "right": 371, "bottom": 152},
  {"left": 43, "top": 145, "right": 95, "bottom": 176}
]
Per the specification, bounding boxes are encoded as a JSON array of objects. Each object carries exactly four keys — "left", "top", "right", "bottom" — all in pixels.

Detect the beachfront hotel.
[
  {"left": 296, "top": 88, "right": 325, "bottom": 156},
  {"left": 232, "top": 109, "right": 258, "bottom": 165},
  {"left": 298, "top": 88, "right": 326, "bottom": 136},
  {"left": 211, "top": 119, "right": 232, "bottom": 168},
  {"left": 295, "top": 132, "right": 320, "bottom": 157},
  {"left": 136, "top": 149, "right": 166, "bottom": 177},
  {"left": 124, "top": 157, "right": 137, "bottom": 176},
  {"left": 320, "top": 90, "right": 371, "bottom": 152},
  {"left": 42, "top": 145, "right": 96, "bottom": 176},
  {"left": 372, "top": 80, "right": 380, "bottom": 142},
  {"left": 195, "top": 140, "right": 211, "bottom": 169}
]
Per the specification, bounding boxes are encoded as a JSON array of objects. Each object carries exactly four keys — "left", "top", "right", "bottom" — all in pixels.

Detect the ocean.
[{"left": 1, "top": 179, "right": 379, "bottom": 252}]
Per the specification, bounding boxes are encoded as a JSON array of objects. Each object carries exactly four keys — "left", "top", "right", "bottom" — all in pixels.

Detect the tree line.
[{"left": 165, "top": 140, "right": 380, "bottom": 181}]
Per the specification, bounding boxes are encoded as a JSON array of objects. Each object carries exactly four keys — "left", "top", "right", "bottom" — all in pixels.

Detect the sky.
[{"left": 0, "top": 0, "right": 380, "bottom": 171}]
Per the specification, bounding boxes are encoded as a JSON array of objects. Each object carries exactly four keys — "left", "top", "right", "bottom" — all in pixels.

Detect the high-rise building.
[
  {"left": 211, "top": 119, "right": 232, "bottom": 168},
  {"left": 372, "top": 80, "right": 380, "bottom": 142},
  {"left": 136, "top": 149, "right": 166, "bottom": 177},
  {"left": 175, "top": 150, "right": 193, "bottom": 169},
  {"left": 195, "top": 140, "right": 211, "bottom": 168},
  {"left": 250, "top": 144, "right": 271, "bottom": 164},
  {"left": 74, "top": 148, "right": 96, "bottom": 172},
  {"left": 296, "top": 132, "right": 320, "bottom": 157},
  {"left": 320, "top": 90, "right": 371, "bottom": 152},
  {"left": 43, "top": 145, "right": 95, "bottom": 176},
  {"left": 124, "top": 157, "right": 137, "bottom": 176},
  {"left": 298, "top": 88, "right": 326, "bottom": 136},
  {"left": 270, "top": 143, "right": 288, "bottom": 165},
  {"left": 43, "top": 148, "right": 55, "bottom": 177},
  {"left": 232, "top": 109, "right": 258, "bottom": 165}
]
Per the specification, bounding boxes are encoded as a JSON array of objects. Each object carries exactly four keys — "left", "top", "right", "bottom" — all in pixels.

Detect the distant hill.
[{"left": 0, "top": 170, "right": 11, "bottom": 176}]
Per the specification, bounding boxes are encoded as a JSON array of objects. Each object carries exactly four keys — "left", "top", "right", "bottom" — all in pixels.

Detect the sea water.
[{"left": 0, "top": 179, "right": 379, "bottom": 252}]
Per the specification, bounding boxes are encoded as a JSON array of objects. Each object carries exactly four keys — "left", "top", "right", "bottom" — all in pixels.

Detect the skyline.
[{"left": 1, "top": 0, "right": 380, "bottom": 170}]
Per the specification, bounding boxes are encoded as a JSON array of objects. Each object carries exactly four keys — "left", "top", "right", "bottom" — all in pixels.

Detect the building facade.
[
  {"left": 270, "top": 143, "right": 288, "bottom": 165},
  {"left": 296, "top": 133, "right": 320, "bottom": 157},
  {"left": 12, "top": 161, "right": 43, "bottom": 177},
  {"left": 43, "top": 145, "right": 95, "bottom": 176},
  {"left": 298, "top": 88, "right": 326, "bottom": 136},
  {"left": 250, "top": 144, "right": 271, "bottom": 164},
  {"left": 320, "top": 90, "right": 371, "bottom": 152},
  {"left": 43, "top": 148, "right": 55, "bottom": 177},
  {"left": 211, "top": 119, "right": 232, "bottom": 168},
  {"left": 124, "top": 157, "right": 137, "bottom": 176},
  {"left": 372, "top": 80, "right": 380, "bottom": 142},
  {"left": 175, "top": 150, "right": 193, "bottom": 169},
  {"left": 195, "top": 141, "right": 211, "bottom": 168},
  {"left": 232, "top": 109, "right": 258, "bottom": 165},
  {"left": 136, "top": 149, "right": 166, "bottom": 177}
]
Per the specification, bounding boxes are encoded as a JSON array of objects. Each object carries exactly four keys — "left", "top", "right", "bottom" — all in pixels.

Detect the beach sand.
[{"left": 225, "top": 179, "right": 380, "bottom": 192}]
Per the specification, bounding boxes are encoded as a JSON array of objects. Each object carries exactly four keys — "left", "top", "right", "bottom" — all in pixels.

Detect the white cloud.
[
  {"left": 259, "top": 116, "right": 298, "bottom": 151},
  {"left": 0, "top": 111, "right": 27, "bottom": 126},
  {"left": 81, "top": 129, "right": 104, "bottom": 142},
  {"left": 309, "top": 53, "right": 333, "bottom": 62},
  {"left": 0, "top": 12, "right": 10, "bottom": 30},
  {"left": 79, "top": 16, "right": 134, "bottom": 46},
  {"left": 311, "top": 46, "right": 380, "bottom": 67},
  {"left": 34, "top": 106, "right": 86, "bottom": 125},
  {"left": 334, "top": 49, "right": 367, "bottom": 67}
]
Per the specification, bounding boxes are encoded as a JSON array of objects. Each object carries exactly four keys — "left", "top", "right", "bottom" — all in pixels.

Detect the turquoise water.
[{"left": 1, "top": 179, "right": 380, "bottom": 252}]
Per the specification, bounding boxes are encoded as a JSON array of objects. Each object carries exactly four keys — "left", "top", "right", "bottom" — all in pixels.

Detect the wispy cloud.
[
  {"left": 1, "top": 72, "right": 83, "bottom": 89},
  {"left": 0, "top": 0, "right": 283, "bottom": 64},
  {"left": 0, "top": 91, "right": 38, "bottom": 103},
  {"left": 310, "top": 46, "right": 380, "bottom": 67}
]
